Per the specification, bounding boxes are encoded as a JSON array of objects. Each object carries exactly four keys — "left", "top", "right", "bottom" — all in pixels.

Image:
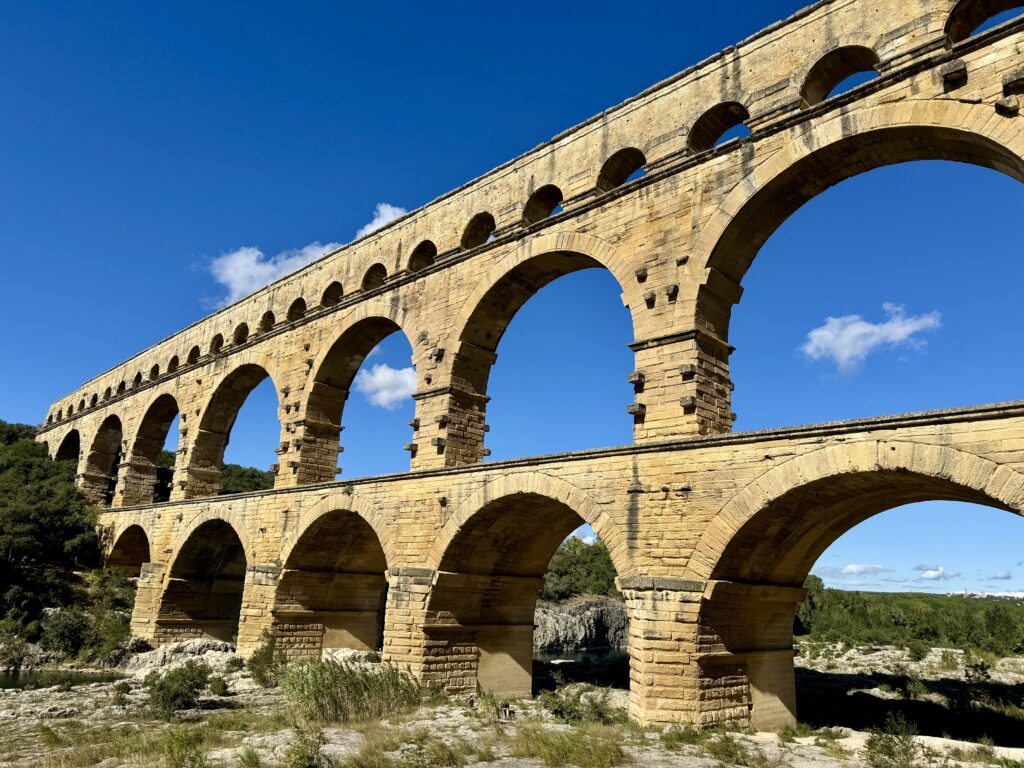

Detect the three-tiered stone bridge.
[{"left": 36, "top": 0, "right": 1024, "bottom": 730}]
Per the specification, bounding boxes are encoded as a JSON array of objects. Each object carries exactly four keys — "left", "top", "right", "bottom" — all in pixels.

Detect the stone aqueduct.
[{"left": 34, "top": 0, "right": 1024, "bottom": 730}]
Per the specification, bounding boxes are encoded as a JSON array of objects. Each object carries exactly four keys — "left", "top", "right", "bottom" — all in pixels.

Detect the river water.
[{"left": 0, "top": 669, "right": 126, "bottom": 690}]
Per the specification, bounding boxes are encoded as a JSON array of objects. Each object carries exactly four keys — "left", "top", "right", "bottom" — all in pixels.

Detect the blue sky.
[{"left": 2, "top": 1, "right": 1022, "bottom": 595}]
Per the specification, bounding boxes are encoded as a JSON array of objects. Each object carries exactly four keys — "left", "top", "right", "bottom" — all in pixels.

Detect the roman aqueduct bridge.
[{"left": 36, "top": 0, "right": 1024, "bottom": 730}]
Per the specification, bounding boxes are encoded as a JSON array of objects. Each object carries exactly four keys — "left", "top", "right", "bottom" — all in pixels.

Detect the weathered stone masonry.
[{"left": 36, "top": 0, "right": 1024, "bottom": 730}]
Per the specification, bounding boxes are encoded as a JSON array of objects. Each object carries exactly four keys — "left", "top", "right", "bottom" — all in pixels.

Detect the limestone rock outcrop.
[{"left": 533, "top": 597, "right": 628, "bottom": 652}]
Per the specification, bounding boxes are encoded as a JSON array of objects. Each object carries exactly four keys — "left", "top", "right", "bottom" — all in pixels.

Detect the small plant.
[
  {"left": 863, "top": 713, "right": 920, "bottom": 768},
  {"left": 225, "top": 656, "right": 245, "bottom": 673},
  {"left": 162, "top": 729, "right": 210, "bottom": 768},
  {"left": 965, "top": 651, "right": 994, "bottom": 683},
  {"left": 536, "top": 683, "right": 626, "bottom": 725},
  {"left": 283, "top": 725, "right": 334, "bottom": 768},
  {"left": 208, "top": 675, "right": 229, "bottom": 696},
  {"left": 280, "top": 659, "right": 422, "bottom": 723},
  {"left": 905, "top": 640, "right": 930, "bottom": 662},
  {"left": 144, "top": 660, "right": 211, "bottom": 719},
  {"left": 248, "top": 632, "right": 283, "bottom": 688},
  {"left": 661, "top": 725, "right": 707, "bottom": 749},
  {"left": 778, "top": 722, "right": 812, "bottom": 742},
  {"left": 939, "top": 649, "right": 959, "bottom": 672},
  {"left": 509, "top": 722, "right": 624, "bottom": 768},
  {"left": 111, "top": 680, "right": 132, "bottom": 706},
  {"left": 365, "top": 651, "right": 381, "bottom": 663},
  {"left": 237, "top": 747, "right": 263, "bottom": 768}
]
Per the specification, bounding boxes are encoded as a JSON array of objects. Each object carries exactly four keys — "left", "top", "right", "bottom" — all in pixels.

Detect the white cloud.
[
  {"left": 913, "top": 564, "right": 941, "bottom": 572},
  {"left": 840, "top": 563, "right": 890, "bottom": 576},
  {"left": 990, "top": 570, "right": 1013, "bottom": 581},
  {"left": 355, "top": 202, "right": 407, "bottom": 239},
  {"left": 917, "top": 566, "right": 961, "bottom": 581},
  {"left": 800, "top": 303, "right": 941, "bottom": 374},
  {"left": 353, "top": 363, "right": 416, "bottom": 409},
  {"left": 209, "top": 241, "right": 342, "bottom": 305}
]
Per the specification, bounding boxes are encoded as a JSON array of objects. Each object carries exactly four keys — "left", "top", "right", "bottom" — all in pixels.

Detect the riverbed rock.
[
  {"left": 533, "top": 596, "right": 628, "bottom": 652},
  {"left": 121, "top": 638, "right": 238, "bottom": 675}
]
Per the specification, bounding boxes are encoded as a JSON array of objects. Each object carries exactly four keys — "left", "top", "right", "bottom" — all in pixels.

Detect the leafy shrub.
[
  {"left": 0, "top": 620, "right": 27, "bottom": 669},
  {"left": 237, "top": 747, "right": 263, "bottom": 768},
  {"left": 965, "top": 651, "right": 994, "bottom": 683},
  {"left": 905, "top": 640, "right": 930, "bottom": 662},
  {"left": 863, "top": 713, "right": 920, "bottom": 768},
  {"left": 940, "top": 649, "right": 959, "bottom": 672},
  {"left": 40, "top": 607, "right": 90, "bottom": 656},
  {"left": 280, "top": 659, "right": 421, "bottom": 723},
  {"left": 661, "top": 726, "right": 707, "bottom": 749},
  {"left": 208, "top": 675, "right": 229, "bottom": 696},
  {"left": 225, "top": 656, "right": 245, "bottom": 673},
  {"left": 144, "top": 660, "right": 211, "bottom": 719},
  {"left": 162, "top": 729, "right": 210, "bottom": 768},
  {"left": 282, "top": 725, "right": 333, "bottom": 768},
  {"left": 509, "top": 722, "right": 624, "bottom": 768},
  {"left": 111, "top": 680, "right": 131, "bottom": 706},
  {"left": 536, "top": 684, "right": 626, "bottom": 725},
  {"left": 540, "top": 538, "right": 618, "bottom": 602},
  {"left": 247, "top": 632, "right": 283, "bottom": 688}
]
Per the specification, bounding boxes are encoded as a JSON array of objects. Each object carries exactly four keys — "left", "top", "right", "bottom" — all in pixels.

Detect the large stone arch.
[
  {"left": 183, "top": 357, "right": 284, "bottom": 499},
  {"left": 687, "top": 440, "right": 1024, "bottom": 731},
  {"left": 295, "top": 302, "right": 421, "bottom": 485},
  {"left": 442, "top": 233, "right": 636, "bottom": 464},
  {"left": 81, "top": 414, "right": 125, "bottom": 506},
  {"left": 271, "top": 490, "right": 392, "bottom": 659},
  {"left": 157, "top": 515, "right": 251, "bottom": 644},
  {"left": 119, "top": 390, "right": 181, "bottom": 506},
  {"left": 690, "top": 100, "right": 1024, "bottom": 340},
  {"left": 422, "top": 473, "right": 627, "bottom": 698},
  {"left": 106, "top": 523, "right": 152, "bottom": 577},
  {"left": 53, "top": 428, "right": 81, "bottom": 465}
]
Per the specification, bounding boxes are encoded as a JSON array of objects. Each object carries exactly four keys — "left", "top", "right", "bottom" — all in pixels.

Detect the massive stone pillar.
[{"left": 129, "top": 561, "right": 167, "bottom": 642}]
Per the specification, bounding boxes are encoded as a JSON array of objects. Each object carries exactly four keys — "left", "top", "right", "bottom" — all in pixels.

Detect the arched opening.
[
  {"left": 103, "top": 387, "right": 112, "bottom": 401},
  {"left": 522, "top": 185, "right": 564, "bottom": 225},
  {"left": 272, "top": 510, "right": 388, "bottom": 660},
  {"left": 426, "top": 493, "right": 624, "bottom": 697},
  {"left": 698, "top": 461, "right": 1022, "bottom": 736},
  {"left": 596, "top": 148, "right": 647, "bottom": 192},
  {"left": 123, "top": 394, "right": 180, "bottom": 505},
  {"left": 688, "top": 102, "right": 751, "bottom": 153},
  {"left": 84, "top": 415, "right": 123, "bottom": 506},
  {"left": 407, "top": 240, "right": 436, "bottom": 272},
  {"left": 299, "top": 318, "right": 415, "bottom": 483},
  {"left": 461, "top": 212, "right": 496, "bottom": 249},
  {"left": 90, "top": 394, "right": 98, "bottom": 408},
  {"left": 187, "top": 346, "right": 201, "bottom": 365},
  {"left": 287, "top": 298, "right": 306, "bottom": 322},
  {"left": 946, "top": 0, "right": 1024, "bottom": 43},
  {"left": 800, "top": 46, "right": 881, "bottom": 106},
  {"left": 117, "top": 381, "right": 126, "bottom": 395},
  {"left": 702, "top": 126, "right": 1024, "bottom": 431},
  {"left": 157, "top": 520, "right": 247, "bottom": 644},
  {"left": 149, "top": 364, "right": 160, "bottom": 381},
  {"left": 362, "top": 263, "right": 387, "bottom": 291},
  {"left": 321, "top": 282, "right": 344, "bottom": 308},
  {"left": 78, "top": 398, "right": 85, "bottom": 412},
  {"left": 210, "top": 334, "right": 224, "bottom": 355},
  {"left": 233, "top": 323, "right": 249, "bottom": 345},
  {"left": 187, "top": 364, "right": 280, "bottom": 498},
  {"left": 167, "top": 355, "right": 179, "bottom": 374},
  {"left": 259, "top": 311, "right": 276, "bottom": 333},
  {"left": 451, "top": 251, "right": 634, "bottom": 462},
  {"left": 132, "top": 372, "right": 143, "bottom": 388},
  {"left": 107, "top": 525, "right": 150, "bottom": 578},
  {"left": 55, "top": 430, "right": 80, "bottom": 463}
]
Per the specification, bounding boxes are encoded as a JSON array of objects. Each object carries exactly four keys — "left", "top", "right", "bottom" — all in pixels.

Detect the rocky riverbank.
[{"left": 533, "top": 596, "right": 627, "bottom": 652}]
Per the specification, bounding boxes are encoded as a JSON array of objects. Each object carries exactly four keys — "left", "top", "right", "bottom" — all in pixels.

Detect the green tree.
[
  {"left": 541, "top": 538, "right": 619, "bottom": 602},
  {"left": 0, "top": 420, "right": 99, "bottom": 637},
  {"left": 219, "top": 463, "right": 276, "bottom": 494}
]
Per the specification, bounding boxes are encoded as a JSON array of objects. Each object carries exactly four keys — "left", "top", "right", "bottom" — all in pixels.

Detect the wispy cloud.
[
  {"left": 209, "top": 241, "right": 341, "bottom": 305},
  {"left": 989, "top": 570, "right": 1013, "bottom": 581},
  {"left": 840, "top": 563, "right": 890, "bottom": 576},
  {"left": 800, "top": 303, "right": 941, "bottom": 374},
  {"left": 355, "top": 203, "right": 407, "bottom": 239},
  {"left": 353, "top": 363, "right": 416, "bottom": 409}
]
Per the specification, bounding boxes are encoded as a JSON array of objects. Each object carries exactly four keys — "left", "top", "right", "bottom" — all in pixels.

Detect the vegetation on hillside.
[
  {"left": 540, "top": 537, "right": 619, "bottom": 602},
  {"left": 797, "top": 574, "right": 1024, "bottom": 656},
  {"left": 157, "top": 450, "right": 276, "bottom": 494}
]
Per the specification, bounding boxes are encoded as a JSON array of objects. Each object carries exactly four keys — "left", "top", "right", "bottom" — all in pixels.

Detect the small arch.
[
  {"left": 596, "top": 147, "right": 647, "bottom": 192},
  {"left": 55, "top": 430, "right": 80, "bottom": 463},
  {"left": 78, "top": 399, "right": 85, "bottom": 412},
  {"left": 103, "top": 387, "right": 112, "bottom": 401},
  {"left": 688, "top": 102, "right": 751, "bottom": 153},
  {"left": 67, "top": 404, "right": 74, "bottom": 416},
  {"left": 946, "top": 0, "right": 1024, "bottom": 43},
  {"left": 167, "top": 356, "right": 179, "bottom": 374},
  {"left": 800, "top": 46, "right": 881, "bottom": 106},
  {"left": 461, "top": 212, "right": 497, "bottom": 249},
  {"left": 320, "top": 282, "right": 344, "bottom": 307},
  {"left": 287, "top": 298, "right": 307, "bottom": 322},
  {"left": 259, "top": 311, "right": 276, "bottom": 332},
  {"left": 57, "top": 409, "right": 64, "bottom": 421},
  {"left": 522, "top": 184, "right": 564, "bottom": 225},
  {"left": 158, "top": 519, "right": 248, "bottom": 643},
  {"left": 210, "top": 334, "right": 224, "bottom": 355},
  {"left": 362, "top": 263, "right": 388, "bottom": 291},
  {"left": 407, "top": 240, "right": 437, "bottom": 272},
  {"left": 47, "top": 415, "right": 53, "bottom": 425},
  {"left": 132, "top": 372, "right": 143, "bottom": 388},
  {"left": 187, "top": 346, "right": 201, "bottom": 365},
  {"left": 233, "top": 323, "right": 250, "bottom": 345},
  {"left": 90, "top": 394, "right": 98, "bottom": 408},
  {"left": 149, "top": 364, "right": 160, "bottom": 381},
  {"left": 107, "top": 525, "right": 150, "bottom": 577},
  {"left": 117, "top": 381, "right": 126, "bottom": 395}
]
